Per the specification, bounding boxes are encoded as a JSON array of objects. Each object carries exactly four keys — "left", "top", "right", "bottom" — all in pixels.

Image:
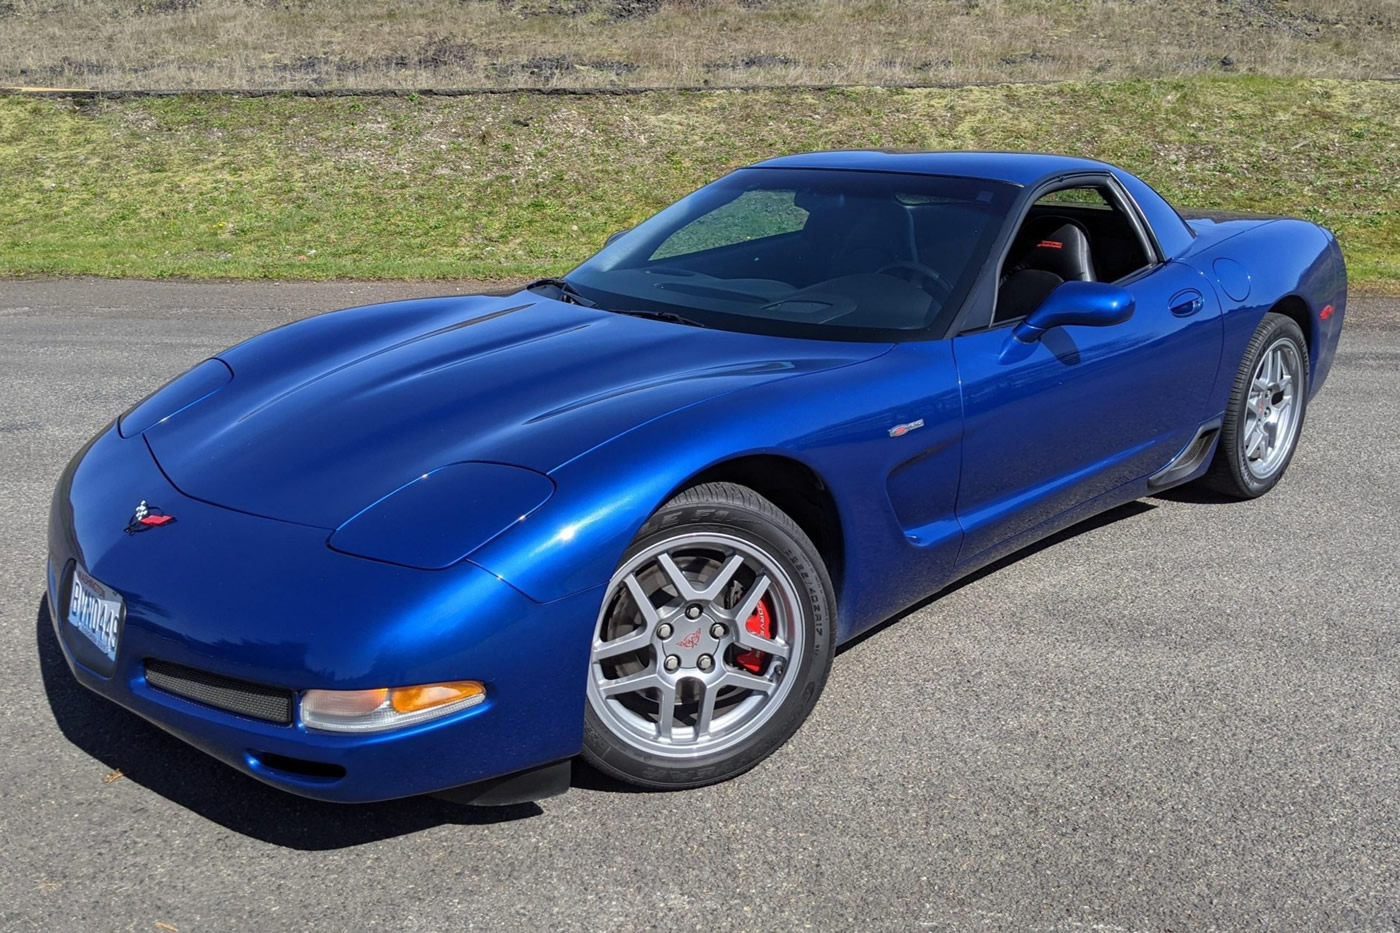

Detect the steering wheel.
[{"left": 876, "top": 261, "right": 954, "bottom": 299}]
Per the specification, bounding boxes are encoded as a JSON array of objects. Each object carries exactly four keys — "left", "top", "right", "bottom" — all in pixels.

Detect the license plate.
[{"left": 67, "top": 569, "right": 123, "bottom": 662}]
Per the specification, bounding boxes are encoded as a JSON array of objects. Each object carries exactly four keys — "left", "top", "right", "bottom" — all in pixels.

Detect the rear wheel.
[
  {"left": 582, "top": 482, "right": 834, "bottom": 789},
  {"left": 1202, "top": 312, "right": 1309, "bottom": 498}
]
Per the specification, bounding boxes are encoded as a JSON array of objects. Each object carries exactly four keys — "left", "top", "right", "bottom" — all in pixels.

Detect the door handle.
[{"left": 1169, "top": 289, "right": 1205, "bottom": 317}]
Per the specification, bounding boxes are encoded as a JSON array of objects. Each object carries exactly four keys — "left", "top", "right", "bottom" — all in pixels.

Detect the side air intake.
[{"left": 1148, "top": 420, "right": 1223, "bottom": 491}]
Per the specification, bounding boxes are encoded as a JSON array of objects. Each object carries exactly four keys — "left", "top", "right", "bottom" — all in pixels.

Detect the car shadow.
[
  {"left": 838, "top": 499, "right": 1157, "bottom": 656},
  {"left": 35, "top": 598, "right": 543, "bottom": 849},
  {"left": 1149, "top": 484, "right": 1240, "bottom": 505},
  {"left": 568, "top": 759, "right": 652, "bottom": 794}
]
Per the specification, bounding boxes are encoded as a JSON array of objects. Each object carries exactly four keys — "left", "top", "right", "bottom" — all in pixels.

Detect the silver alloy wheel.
[
  {"left": 1243, "top": 337, "right": 1303, "bottom": 480},
  {"left": 586, "top": 532, "right": 804, "bottom": 759}
]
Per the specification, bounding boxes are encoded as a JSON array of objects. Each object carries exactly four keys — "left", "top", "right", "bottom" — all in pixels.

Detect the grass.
[
  {"left": 1, "top": 77, "right": 1396, "bottom": 290},
  {"left": 1, "top": 0, "right": 1397, "bottom": 91}
]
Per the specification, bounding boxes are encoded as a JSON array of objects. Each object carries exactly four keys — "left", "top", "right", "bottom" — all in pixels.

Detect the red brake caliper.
[{"left": 734, "top": 597, "right": 772, "bottom": 674}]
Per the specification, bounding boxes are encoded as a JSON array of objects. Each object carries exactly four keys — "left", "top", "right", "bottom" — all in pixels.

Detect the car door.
[{"left": 950, "top": 181, "right": 1223, "bottom": 566}]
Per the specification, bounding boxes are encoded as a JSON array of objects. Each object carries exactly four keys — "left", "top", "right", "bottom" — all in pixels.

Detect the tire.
[
  {"left": 581, "top": 481, "right": 835, "bottom": 789},
  {"left": 1201, "top": 312, "right": 1309, "bottom": 499}
]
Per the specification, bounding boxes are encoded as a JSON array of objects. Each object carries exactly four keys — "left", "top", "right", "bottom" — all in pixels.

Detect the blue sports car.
[{"left": 48, "top": 151, "right": 1346, "bottom": 804}]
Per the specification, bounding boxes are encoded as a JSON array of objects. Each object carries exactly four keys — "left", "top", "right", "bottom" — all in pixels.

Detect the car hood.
[{"left": 143, "top": 291, "right": 885, "bottom": 529}]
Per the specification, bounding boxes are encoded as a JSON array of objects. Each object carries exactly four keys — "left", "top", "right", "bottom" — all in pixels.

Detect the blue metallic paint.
[
  {"left": 50, "top": 427, "right": 599, "bottom": 801},
  {"left": 329, "top": 462, "right": 556, "bottom": 570},
  {"left": 1010, "top": 280, "right": 1136, "bottom": 342},
  {"left": 144, "top": 298, "right": 882, "bottom": 529},
  {"left": 952, "top": 260, "right": 1224, "bottom": 561},
  {"left": 119, "top": 357, "right": 232, "bottom": 438},
  {"left": 47, "top": 153, "right": 1346, "bottom": 802}
]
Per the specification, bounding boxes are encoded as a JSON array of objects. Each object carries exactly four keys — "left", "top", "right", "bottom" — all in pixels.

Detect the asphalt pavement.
[{"left": 1, "top": 278, "right": 1397, "bottom": 932}]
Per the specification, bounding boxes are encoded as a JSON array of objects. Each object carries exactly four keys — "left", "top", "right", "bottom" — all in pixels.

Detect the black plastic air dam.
[
  {"left": 1147, "top": 419, "right": 1223, "bottom": 491},
  {"left": 431, "top": 758, "right": 573, "bottom": 807}
]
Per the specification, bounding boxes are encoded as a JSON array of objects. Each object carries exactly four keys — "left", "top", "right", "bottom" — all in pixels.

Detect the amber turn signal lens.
[
  {"left": 302, "top": 680, "right": 486, "bottom": 732},
  {"left": 390, "top": 681, "right": 485, "bottom": 714}
]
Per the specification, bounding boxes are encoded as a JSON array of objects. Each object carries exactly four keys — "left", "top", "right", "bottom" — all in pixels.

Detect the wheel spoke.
[
  {"left": 622, "top": 573, "right": 660, "bottom": 628},
  {"left": 694, "top": 682, "right": 719, "bottom": 740},
  {"left": 732, "top": 574, "right": 772, "bottom": 621},
  {"left": 733, "top": 629, "right": 791, "bottom": 661},
  {"left": 695, "top": 552, "right": 746, "bottom": 602},
  {"left": 599, "top": 669, "right": 662, "bottom": 697},
  {"left": 733, "top": 632, "right": 790, "bottom": 667},
  {"left": 1244, "top": 424, "right": 1268, "bottom": 459},
  {"left": 655, "top": 681, "right": 677, "bottom": 741},
  {"left": 593, "top": 629, "right": 652, "bottom": 660},
  {"left": 728, "top": 575, "right": 792, "bottom": 658},
  {"left": 721, "top": 668, "right": 778, "bottom": 694},
  {"left": 656, "top": 549, "right": 747, "bottom": 603},
  {"left": 656, "top": 552, "right": 700, "bottom": 601}
]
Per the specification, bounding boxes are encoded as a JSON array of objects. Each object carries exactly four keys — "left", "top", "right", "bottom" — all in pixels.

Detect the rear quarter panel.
[{"left": 1180, "top": 218, "right": 1346, "bottom": 411}]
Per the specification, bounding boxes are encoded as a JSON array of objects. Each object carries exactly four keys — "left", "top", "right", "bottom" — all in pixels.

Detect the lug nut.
[
  {"left": 710, "top": 622, "right": 727, "bottom": 638},
  {"left": 657, "top": 623, "right": 673, "bottom": 640},
  {"left": 685, "top": 605, "right": 703, "bottom": 620},
  {"left": 697, "top": 654, "right": 713, "bottom": 672},
  {"left": 664, "top": 655, "right": 681, "bottom": 672}
]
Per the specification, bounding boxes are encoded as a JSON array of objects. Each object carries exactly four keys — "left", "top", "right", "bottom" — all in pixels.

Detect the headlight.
[
  {"left": 119, "top": 358, "right": 233, "bottom": 437},
  {"left": 301, "top": 681, "right": 486, "bottom": 732},
  {"left": 328, "top": 461, "right": 554, "bottom": 569}
]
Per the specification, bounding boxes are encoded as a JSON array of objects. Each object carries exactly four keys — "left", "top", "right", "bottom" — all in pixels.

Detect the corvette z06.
[{"left": 48, "top": 151, "right": 1346, "bottom": 804}]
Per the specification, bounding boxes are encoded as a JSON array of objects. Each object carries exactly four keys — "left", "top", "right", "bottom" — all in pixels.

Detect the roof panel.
[{"left": 748, "top": 150, "right": 1117, "bottom": 186}]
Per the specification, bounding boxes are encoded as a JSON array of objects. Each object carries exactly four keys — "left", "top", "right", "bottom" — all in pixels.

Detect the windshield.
[{"left": 566, "top": 167, "right": 1016, "bottom": 340}]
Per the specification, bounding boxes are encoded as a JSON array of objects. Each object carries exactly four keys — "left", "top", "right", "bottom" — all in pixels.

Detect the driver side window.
[{"left": 993, "top": 183, "right": 1153, "bottom": 324}]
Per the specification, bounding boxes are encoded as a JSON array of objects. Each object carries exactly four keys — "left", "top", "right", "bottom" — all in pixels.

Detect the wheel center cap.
[{"left": 662, "top": 619, "right": 721, "bottom": 668}]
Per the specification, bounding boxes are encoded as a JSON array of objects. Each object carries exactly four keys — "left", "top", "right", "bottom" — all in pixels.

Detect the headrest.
[
  {"left": 1015, "top": 217, "right": 1094, "bottom": 282},
  {"left": 996, "top": 268, "right": 1064, "bottom": 323}
]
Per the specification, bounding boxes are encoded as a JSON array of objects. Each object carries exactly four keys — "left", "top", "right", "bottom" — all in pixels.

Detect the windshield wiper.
[
  {"left": 606, "top": 308, "right": 708, "bottom": 328},
  {"left": 527, "top": 277, "right": 596, "bottom": 308},
  {"left": 527, "top": 280, "right": 704, "bottom": 327}
]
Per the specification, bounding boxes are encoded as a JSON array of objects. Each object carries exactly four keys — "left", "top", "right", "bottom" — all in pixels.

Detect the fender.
[{"left": 468, "top": 341, "right": 967, "bottom": 642}]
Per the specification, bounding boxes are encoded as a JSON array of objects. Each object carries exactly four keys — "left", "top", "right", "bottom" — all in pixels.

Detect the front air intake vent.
[{"left": 144, "top": 659, "right": 294, "bottom": 725}]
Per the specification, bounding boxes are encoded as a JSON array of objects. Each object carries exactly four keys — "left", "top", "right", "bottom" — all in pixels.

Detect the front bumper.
[{"left": 47, "top": 424, "right": 601, "bottom": 803}]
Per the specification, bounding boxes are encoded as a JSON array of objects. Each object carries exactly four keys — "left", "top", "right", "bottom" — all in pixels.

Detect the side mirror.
[
  {"left": 1013, "top": 280, "right": 1134, "bottom": 343},
  {"left": 604, "top": 228, "right": 631, "bottom": 247}
]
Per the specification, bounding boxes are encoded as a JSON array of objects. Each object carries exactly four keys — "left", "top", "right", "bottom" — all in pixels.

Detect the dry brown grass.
[{"left": 2, "top": 0, "right": 1397, "bottom": 90}]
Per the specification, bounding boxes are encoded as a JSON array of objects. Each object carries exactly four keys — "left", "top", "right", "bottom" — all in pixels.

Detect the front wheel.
[
  {"left": 581, "top": 482, "right": 835, "bottom": 789},
  {"left": 1202, "top": 312, "right": 1309, "bottom": 498}
]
